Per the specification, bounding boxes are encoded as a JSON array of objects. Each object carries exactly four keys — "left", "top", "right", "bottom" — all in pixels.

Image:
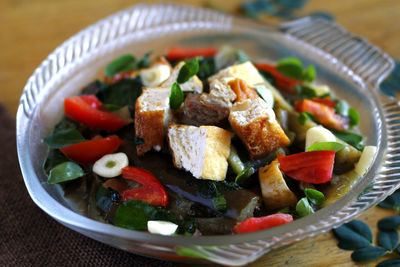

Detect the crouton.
[
  {"left": 259, "top": 160, "right": 298, "bottom": 211},
  {"left": 135, "top": 87, "right": 172, "bottom": 156},
  {"left": 161, "top": 61, "right": 203, "bottom": 93},
  {"left": 167, "top": 123, "right": 233, "bottom": 181},
  {"left": 229, "top": 98, "right": 290, "bottom": 158}
]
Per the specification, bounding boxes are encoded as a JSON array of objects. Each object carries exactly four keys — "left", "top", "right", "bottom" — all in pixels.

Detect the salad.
[{"left": 43, "top": 46, "right": 376, "bottom": 236}]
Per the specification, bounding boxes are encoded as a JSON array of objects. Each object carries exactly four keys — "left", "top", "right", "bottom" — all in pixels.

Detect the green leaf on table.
[
  {"left": 44, "top": 128, "right": 86, "bottom": 149},
  {"left": 378, "top": 189, "right": 400, "bottom": 211},
  {"left": 378, "top": 216, "right": 400, "bottom": 231},
  {"left": 298, "top": 111, "right": 317, "bottom": 125},
  {"left": 332, "top": 220, "right": 373, "bottom": 250},
  {"left": 177, "top": 57, "right": 199, "bottom": 84},
  {"left": 47, "top": 162, "right": 85, "bottom": 184},
  {"left": 348, "top": 108, "right": 360, "bottom": 127},
  {"left": 378, "top": 230, "right": 399, "bottom": 251},
  {"left": 169, "top": 82, "right": 184, "bottom": 110},
  {"left": 307, "top": 142, "right": 345, "bottom": 152},
  {"left": 296, "top": 197, "right": 314, "bottom": 217},
  {"left": 235, "top": 165, "right": 253, "bottom": 186},
  {"left": 351, "top": 246, "right": 387, "bottom": 262},
  {"left": 304, "top": 188, "right": 325, "bottom": 205},
  {"left": 377, "top": 258, "right": 400, "bottom": 267},
  {"left": 105, "top": 54, "right": 136, "bottom": 78},
  {"left": 331, "top": 129, "right": 364, "bottom": 151},
  {"left": 296, "top": 84, "right": 317, "bottom": 98}
]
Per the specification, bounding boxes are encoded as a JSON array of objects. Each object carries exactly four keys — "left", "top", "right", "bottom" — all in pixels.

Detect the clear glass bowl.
[{"left": 17, "top": 3, "right": 400, "bottom": 266}]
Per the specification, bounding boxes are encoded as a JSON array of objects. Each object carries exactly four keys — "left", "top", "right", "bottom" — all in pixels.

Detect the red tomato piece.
[
  {"left": 80, "top": 94, "right": 103, "bottom": 109},
  {"left": 121, "top": 166, "right": 168, "bottom": 207},
  {"left": 60, "top": 135, "right": 123, "bottom": 164},
  {"left": 104, "top": 71, "right": 134, "bottom": 84},
  {"left": 233, "top": 214, "right": 293, "bottom": 234},
  {"left": 166, "top": 46, "right": 217, "bottom": 60},
  {"left": 254, "top": 63, "right": 302, "bottom": 93},
  {"left": 295, "top": 99, "right": 348, "bottom": 130},
  {"left": 64, "top": 95, "right": 126, "bottom": 132},
  {"left": 278, "top": 151, "right": 335, "bottom": 184}
]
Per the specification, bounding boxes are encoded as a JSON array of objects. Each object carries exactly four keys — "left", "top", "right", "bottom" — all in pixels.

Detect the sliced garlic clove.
[
  {"left": 140, "top": 64, "right": 171, "bottom": 87},
  {"left": 305, "top": 125, "right": 336, "bottom": 151},
  {"left": 354, "top": 146, "right": 377, "bottom": 176},
  {"left": 147, "top": 220, "right": 178, "bottom": 236},
  {"left": 92, "top": 152, "right": 129, "bottom": 178}
]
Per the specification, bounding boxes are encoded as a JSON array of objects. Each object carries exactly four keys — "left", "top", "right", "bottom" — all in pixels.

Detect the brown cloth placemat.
[{"left": 0, "top": 104, "right": 175, "bottom": 267}]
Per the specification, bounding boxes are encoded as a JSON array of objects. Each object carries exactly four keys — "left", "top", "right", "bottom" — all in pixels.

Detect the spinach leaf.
[
  {"left": 333, "top": 220, "right": 373, "bottom": 250},
  {"left": 47, "top": 162, "right": 85, "bottom": 184},
  {"left": 331, "top": 129, "right": 364, "bottom": 151},
  {"left": 296, "top": 197, "right": 314, "bottom": 217},
  {"left": 44, "top": 128, "right": 86, "bottom": 149},
  {"left": 177, "top": 57, "right": 199, "bottom": 84},
  {"left": 105, "top": 54, "right": 136, "bottom": 78},
  {"left": 307, "top": 142, "right": 345, "bottom": 152},
  {"left": 304, "top": 188, "right": 325, "bottom": 205},
  {"left": 169, "top": 82, "right": 184, "bottom": 110}
]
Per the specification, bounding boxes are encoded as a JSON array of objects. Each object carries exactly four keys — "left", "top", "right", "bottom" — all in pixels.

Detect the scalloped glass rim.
[{"left": 16, "top": 3, "right": 399, "bottom": 265}]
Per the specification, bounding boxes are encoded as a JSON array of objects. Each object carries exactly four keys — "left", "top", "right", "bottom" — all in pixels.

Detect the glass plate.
[{"left": 17, "top": 3, "right": 400, "bottom": 266}]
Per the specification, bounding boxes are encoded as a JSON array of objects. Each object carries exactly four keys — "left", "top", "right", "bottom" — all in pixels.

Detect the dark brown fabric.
[{"left": 0, "top": 104, "right": 175, "bottom": 267}]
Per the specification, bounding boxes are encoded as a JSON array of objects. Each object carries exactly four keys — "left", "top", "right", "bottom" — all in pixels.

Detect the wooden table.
[{"left": 2, "top": 0, "right": 399, "bottom": 266}]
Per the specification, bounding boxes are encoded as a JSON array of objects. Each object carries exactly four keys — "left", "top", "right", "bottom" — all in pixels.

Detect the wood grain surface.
[{"left": 2, "top": 0, "right": 399, "bottom": 266}]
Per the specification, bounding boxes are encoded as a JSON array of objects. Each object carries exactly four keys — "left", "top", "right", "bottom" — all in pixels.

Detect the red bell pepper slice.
[
  {"left": 310, "top": 97, "right": 336, "bottom": 108},
  {"left": 166, "top": 46, "right": 217, "bottom": 60},
  {"left": 233, "top": 214, "right": 293, "bottom": 234},
  {"left": 295, "top": 99, "right": 348, "bottom": 130},
  {"left": 64, "top": 95, "right": 126, "bottom": 132},
  {"left": 60, "top": 135, "right": 123, "bottom": 164},
  {"left": 121, "top": 166, "right": 168, "bottom": 207},
  {"left": 254, "top": 63, "right": 302, "bottom": 93},
  {"left": 278, "top": 151, "right": 335, "bottom": 184}
]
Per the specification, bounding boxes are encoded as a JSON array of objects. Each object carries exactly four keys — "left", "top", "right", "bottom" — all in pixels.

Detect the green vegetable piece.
[
  {"left": 197, "top": 56, "right": 216, "bottom": 80},
  {"left": 235, "top": 166, "right": 253, "bottom": 186},
  {"left": 277, "top": 207, "right": 291, "bottom": 214},
  {"left": 307, "top": 142, "right": 345, "bottom": 152},
  {"left": 43, "top": 149, "right": 69, "bottom": 172},
  {"left": 334, "top": 99, "right": 350, "bottom": 117},
  {"left": 47, "top": 162, "right": 85, "bottom": 184},
  {"left": 44, "top": 128, "right": 86, "bottom": 149},
  {"left": 105, "top": 54, "right": 136, "bottom": 78},
  {"left": 103, "top": 104, "right": 122, "bottom": 112},
  {"left": 177, "top": 57, "right": 199, "bottom": 84},
  {"left": 351, "top": 246, "right": 387, "bottom": 262},
  {"left": 136, "top": 51, "right": 152, "bottom": 69},
  {"left": 333, "top": 220, "right": 373, "bottom": 250},
  {"left": 305, "top": 188, "right": 325, "bottom": 205},
  {"left": 96, "top": 77, "right": 143, "bottom": 108},
  {"left": 296, "top": 85, "right": 317, "bottom": 99},
  {"left": 277, "top": 57, "right": 304, "bottom": 81},
  {"left": 296, "top": 197, "right": 314, "bottom": 217},
  {"left": 212, "top": 194, "right": 227, "bottom": 212},
  {"left": 348, "top": 108, "right": 360, "bottom": 127},
  {"left": 176, "top": 246, "right": 208, "bottom": 259},
  {"left": 236, "top": 50, "right": 250, "bottom": 63},
  {"left": 227, "top": 145, "right": 245, "bottom": 175},
  {"left": 378, "top": 230, "right": 399, "bottom": 251},
  {"left": 377, "top": 259, "right": 400, "bottom": 267},
  {"left": 298, "top": 111, "right": 316, "bottom": 125},
  {"left": 177, "top": 217, "right": 197, "bottom": 235},
  {"left": 169, "top": 82, "right": 184, "bottom": 110},
  {"left": 378, "top": 189, "right": 400, "bottom": 211},
  {"left": 331, "top": 129, "right": 364, "bottom": 151},
  {"left": 303, "top": 65, "right": 316, "bottom": 82},
  {"left": 95, "top": 186, "right": 121, "bottom": 213},
  {"left": 378, "top": 216, "right": 400, "bottom": 231},
  {"left": 255, "top": 86, "right": 274, "bottom": 108}
]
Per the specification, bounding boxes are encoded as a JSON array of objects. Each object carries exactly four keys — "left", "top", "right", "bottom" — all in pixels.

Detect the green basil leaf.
[
  {"left": 103, "top": 104, "right": 122, "bottom": 112},
  {"left": 334, "top": 99, "right": 350, "bottom": 117},
  {"left": 212, "top": 194, "right": 227, "bottom": 212},
  {"left": 255, "top": 86, "right": 274, "bottom": 108},
  {"left": 351, "top": 246, "right": 387, "bottom": 262},
  {"left": 376, "top": 259, "right": 400, "bottom": 267},
  {"left": 95, "top": 186, "right": 121, "bottom": 213},
  {"left": 378, "top": 189, "right": 400, "bottom": 211},
  {"left": 43, "top": 149, "right": 69, "bottom": 173},
  {"left": 331, "top": 129, "right": 364, "bottom": 151},
  {"left": 276, "top": 57, "right": 304, "bottom": 81},
  {"left": 197, "top": 56, "right": 216, "bottom": 81},
  {"left": 298, "top": 111, "right": 317, "bottom": 125},
  {"left": 307, "top": 142, "right": 345, "bottom": 152},
  {"left": 169, "top": 82, "right": 184, "bottom": 110},
  {"left": 44, "top": 128, "right": 86, "bottom": 149},
  {"left": 177, "top": 57, "right": 199, "bottom": 84},
  {"left": 304, "top": 188, "right": 325, "bottom": 205},
  {"left": 296, "top": 197, "right": 314, "bottom": 217},
  {"left": 378, "top": 216, "right": 400, "bottom": 231},
  {"left": 105, "top": 54, "right": 136, "bottom": 77},
  {"left": 333, "top": 220, "right": 373, "bottom": 250},
  {"left": 136, "top": 51, "right": 152, "bottom": 69},
  {"left": 303, "top": 65, "right": 316, "bottom": 82},
  {"left": 378, "top": 230, "right": 399, "bottom": 251},
  {"left": 296, "top": 85, "right": 317, "bottom": 99},
  {"left": 235, "top": 166, "right": 253, "bottom": 186},
  {"left": 348, "top": 108, "right": 360, "bottom": 127},
  {"left": 47, "top": 162, "right": 85, "bottom": 184}
]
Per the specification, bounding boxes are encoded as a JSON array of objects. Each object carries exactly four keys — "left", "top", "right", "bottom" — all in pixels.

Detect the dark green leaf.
[
  {"left": 47, "top": 162, "right": 85, "bottom": 184},
  {"left": 377, "top": 258, "right": 400, "bottom": 267},
  {"left": 296, "top": 197, "right": 314, "bottom": 217},
  {"left": 307, "top": 142, "right": 345, "bottom": 152},
  {"left": 335, "top": 100, "right": 350, "bottom": 117},
  {"left": 177, "top": 58, "right": 199, "bottom": 84},
  {"left": 103, "top": 104, "right": 121, "bottom": 112},
  {"left": 333, "top": 220, "right": 372, "bottom": 250},
  {"left": 177, "top": 217, "right": 197, "bottom": 235},
  {"left": 96, "top": 186, "right": 121, "bottom": 213},
  {"left": 348, "top": 108, "right": 360, "bottom": 127},
  {"left": 212, "top": 194, "right": 227, "bottom": 212},
  {"left": 197, "top": 57, "right": 216, "bottom": 81},
  {"left": 304, "top": 188, "right": 325, "bottom": 205},
  {"left": 43, "top": 149, "right": 69, "bottom": 172},
  {"left": 378, "top": 230, "right": 399, "bottom": 251},
  {"left": 134, "top": 136, "right": 145, "bottom": 145},
  {"left": 298, "top": 111, "right": 317, "bottom": 125},
  {"left": 378, "top": 189, "right": 400, "bottom": 211},
  {"left": 235, "top": 166, "right": 253, "bottom": 186},
  {"left": 351, "top": 246, "right": 387, "bottom": 262},
  {"left": 378, "top": 216, "right": 400, "bottom": 231},
  {"left": 136, "top": 51, "right": 152, "bottom": 69},
  {"left": 44, "top": 128, "right": 86, "bottom": 149},
  {"left": 277, "top": 207, "right": 291, "bottom": 214},
  {"left": 105, "top": 54, "right": 136, "bottom": 77},
  {"left": 296, "top": 85, "right": 317, "bottom": 98},
  {"left": 81, "top": 80, "right": 108, "bottom": 95},
  {"left": 277, "top": 57, "right": 304, "bottom": 81},
  {"left": 169, "top": 82, "right": 184, "bottom": 110},
  {"left": 303, "top": 65, "right": 316, "bottom": 82},
  {"left": 236, "top": 50, "right": 250, "bottom": 63},
  {"left": 331, "top": 129, "right": 364, "bottom": 151},
  {"left": 114, "top": 199, "right": 175, "bottom": 231},
  {"left": 358, "top": 182, "right": 374, "bottom": 200}
]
